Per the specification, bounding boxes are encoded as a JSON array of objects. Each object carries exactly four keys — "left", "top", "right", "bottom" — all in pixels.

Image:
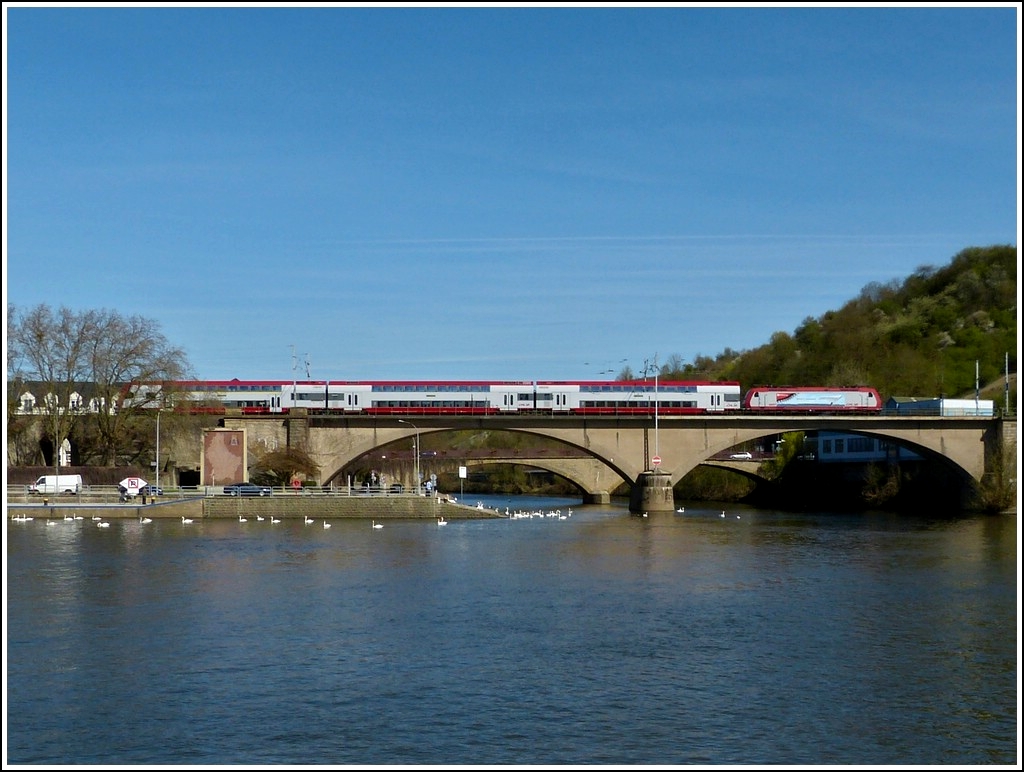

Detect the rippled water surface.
[{"left": 5, "top": 498, "right": 1018, "bottom": 765}]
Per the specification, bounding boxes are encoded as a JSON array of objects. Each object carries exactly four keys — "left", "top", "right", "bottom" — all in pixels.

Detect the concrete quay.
[{"left": 6, "top": 494, "right": 504, "bottom": 521}]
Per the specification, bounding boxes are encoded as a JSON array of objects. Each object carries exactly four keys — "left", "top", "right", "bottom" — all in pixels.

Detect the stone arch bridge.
[{"left": 224, "top": 413, "right": 1014, "bottom": 512}]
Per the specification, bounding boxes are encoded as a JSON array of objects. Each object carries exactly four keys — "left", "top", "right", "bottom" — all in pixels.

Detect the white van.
[{"left": 28, "top": 474, "right": 83, "bottom": 495}]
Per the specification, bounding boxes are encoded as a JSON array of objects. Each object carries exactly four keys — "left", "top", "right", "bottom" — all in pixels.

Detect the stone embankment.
[{"left": 6, "top": 493, "right": 503, "bottom": 521}]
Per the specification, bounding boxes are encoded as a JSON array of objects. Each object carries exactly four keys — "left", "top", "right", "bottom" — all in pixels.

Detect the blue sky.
[{"left": 5, "top": 5, "right": 1020, "bottom": 382}]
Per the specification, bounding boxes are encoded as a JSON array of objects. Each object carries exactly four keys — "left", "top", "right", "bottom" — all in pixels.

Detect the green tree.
[{"left": 762, "top": 431, "right": 805, "bottom": 480}]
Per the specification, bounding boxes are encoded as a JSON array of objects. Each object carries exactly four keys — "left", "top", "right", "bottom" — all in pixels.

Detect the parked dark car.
[
  {"left": 389, "top": 483, "right": 405, "bottom": 494},
  {"left": 223, "top": 482, "right": 273, "bottom": 497},
  {"left": 141, "top": 485, "right": 163, "bottom": 496}
]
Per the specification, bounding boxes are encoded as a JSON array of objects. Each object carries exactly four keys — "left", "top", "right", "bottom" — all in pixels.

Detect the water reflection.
[{"left": 6, "top": 497, "right": 1016, "bottom": 765}]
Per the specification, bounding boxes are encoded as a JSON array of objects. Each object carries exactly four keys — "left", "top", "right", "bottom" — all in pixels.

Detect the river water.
[{"left": 5, "top": 496, "right": 1018, "bottom": 766}]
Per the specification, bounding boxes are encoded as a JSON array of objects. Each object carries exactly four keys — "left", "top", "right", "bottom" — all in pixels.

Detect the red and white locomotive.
[{"left": 741, "top": 385, "right": 882, "bottom": 412}]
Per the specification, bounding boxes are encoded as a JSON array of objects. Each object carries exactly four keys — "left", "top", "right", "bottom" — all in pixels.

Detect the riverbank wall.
[{"left": 6, "top": 495, "right": 503, "bottom": 521}]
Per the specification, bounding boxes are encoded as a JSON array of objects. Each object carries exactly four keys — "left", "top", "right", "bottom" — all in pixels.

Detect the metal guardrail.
[{"left": 6, "top": 484, "right": 436, "bottom": 501}]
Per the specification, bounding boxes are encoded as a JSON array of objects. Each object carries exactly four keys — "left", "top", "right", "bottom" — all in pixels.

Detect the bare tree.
[
  {"left": 84, "top": 309, "right": 191, "bottom": 464},
  {"left": 8, "top": 304, "right": 193, "bottom": 466},
  {"left": 660, "top": 353, "right": 687, "bottom": 378},
  {"left": 10, "top": 304, "right": 94, "bottom": 468},
  {"left": 250, "top": 445, "right": 321, "bottom": 488},
  {"left": 6, "top": 303, "right": 38, "bottom": 464}
]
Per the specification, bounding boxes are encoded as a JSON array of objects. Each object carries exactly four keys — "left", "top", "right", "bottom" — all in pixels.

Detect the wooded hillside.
[{"left": 676, "top": 244, "right": 1017, "bottom": 409}]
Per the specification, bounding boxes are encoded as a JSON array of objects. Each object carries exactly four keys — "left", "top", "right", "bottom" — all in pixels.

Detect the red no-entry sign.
[{"left": 652, "top": 456, "right": 661, "bottom": 467}]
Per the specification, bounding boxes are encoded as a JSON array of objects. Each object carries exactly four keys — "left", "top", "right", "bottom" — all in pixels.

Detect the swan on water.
[
  {"left": 323, "top": 520, "right": 332, "bottom": 529},
  {"left": 239, "top": 515, "right": 247, "bottom": 522},
  {"left": 372, "top": 520, "right": 383, "bottom": 529},
  {"left": 182, "top": 516, "right": 194, "bottom": 524}
]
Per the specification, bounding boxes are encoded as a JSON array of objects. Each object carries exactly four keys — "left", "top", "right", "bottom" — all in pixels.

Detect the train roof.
[
  {"left": 744, "top": 385, "right": 879, "bottom": 392},
  {"left": 161, "top": 378, "right": 742, "bottom": 388}
]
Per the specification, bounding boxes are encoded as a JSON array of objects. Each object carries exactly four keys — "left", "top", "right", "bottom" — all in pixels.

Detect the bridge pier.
[
  {"left": 583, "top": 491, "right": 611, "bottom": 505},
  {"left": 630, "top": 470, "right": 674, "bottom": 514}
]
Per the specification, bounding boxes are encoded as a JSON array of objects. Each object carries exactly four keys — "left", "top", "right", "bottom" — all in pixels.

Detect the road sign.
[{"left": 652, "top": 455, "right": 661, "bottom": 467}]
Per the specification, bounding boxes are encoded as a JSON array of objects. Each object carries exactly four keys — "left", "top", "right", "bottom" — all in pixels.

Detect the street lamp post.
[
  {"left": 398, "top": 419, "right": 420, "bottom": 495},
  {"left": 639, "top": 355, "right": 660, "bottom": 469},
  {"left": 654, "top": 368, "right": 659, "bottom": 461}
]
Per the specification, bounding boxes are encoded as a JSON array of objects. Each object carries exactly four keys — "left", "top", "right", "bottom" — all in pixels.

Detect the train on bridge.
[{"left": 124, "top": 379, "right": 883, "bottom": 417}]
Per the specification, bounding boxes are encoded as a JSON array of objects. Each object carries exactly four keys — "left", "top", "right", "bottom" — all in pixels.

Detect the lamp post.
[
  {"left": 398, "top": 419, "right": 420, "bottom": 495},
  {"left": 639, "top": 355, "right": 660, "bottom": 469},
  {"left": 654, "top": 367, "right": 659, "bottom": 461},
  {"left": 291, "top": 344, "right": 297, "bottom": 411}
]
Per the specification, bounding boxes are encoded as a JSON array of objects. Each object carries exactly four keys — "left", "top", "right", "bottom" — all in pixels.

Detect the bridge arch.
[
  {"left": 224, "top": 413, "right": 1010, "bottom": 509},
  {"left": 667, "top": 426, "right": 977, "bottom": 488},
  {"left": 324, "top": 426, "right": 634, "bottom": 500}
]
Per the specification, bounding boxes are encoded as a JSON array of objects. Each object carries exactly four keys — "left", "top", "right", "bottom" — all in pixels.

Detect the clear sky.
[{"left": 4, "top": 4, "right": 1020, "bottom": 383}]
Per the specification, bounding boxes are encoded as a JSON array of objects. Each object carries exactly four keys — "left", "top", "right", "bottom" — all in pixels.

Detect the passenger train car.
[
  {"left": 126, "top": 379, "right": 883, "bottom": 416},
  {"left": 132, "top": 379, "right": 743, "bottom": 416}
]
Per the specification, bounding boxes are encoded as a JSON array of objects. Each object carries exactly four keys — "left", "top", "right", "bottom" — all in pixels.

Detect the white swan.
[
  {"left": 256, "top": 515, "right": 265, "bottom": 521},
  {"left": 304, "top": 516, "right": 314, "bottom": 525},
  {"left": 372, "top": 520, "right": 383, "bottom": 529},
  {"left": 437, "top": 517, "right": 448, "bottom": 526},
  {"left": 46, "top": 519, "right": 58, "bottom": 526},
  {"left": 182, "top": 516, "right": 194, "bottom": 524},
  {"left": 323, "top": 520, "right": 332, "bottom": 529},
  {"left": 720, "top": 511, "right": 726, "bottom": 518},
  {"left": 676, "top": 507, "right": 685, "bottom": 513},
  {"left": 271, "top": 516, "right": 281, "bottom": 524},
  {"left": 140, "top": 516, "right": 152, "bottom": 524},
  {"left": 97, "top": 521, "right": 110, "bottom": 528},
  {"left": 239, "top": 515, "right": 247, "bottom": 523}
]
